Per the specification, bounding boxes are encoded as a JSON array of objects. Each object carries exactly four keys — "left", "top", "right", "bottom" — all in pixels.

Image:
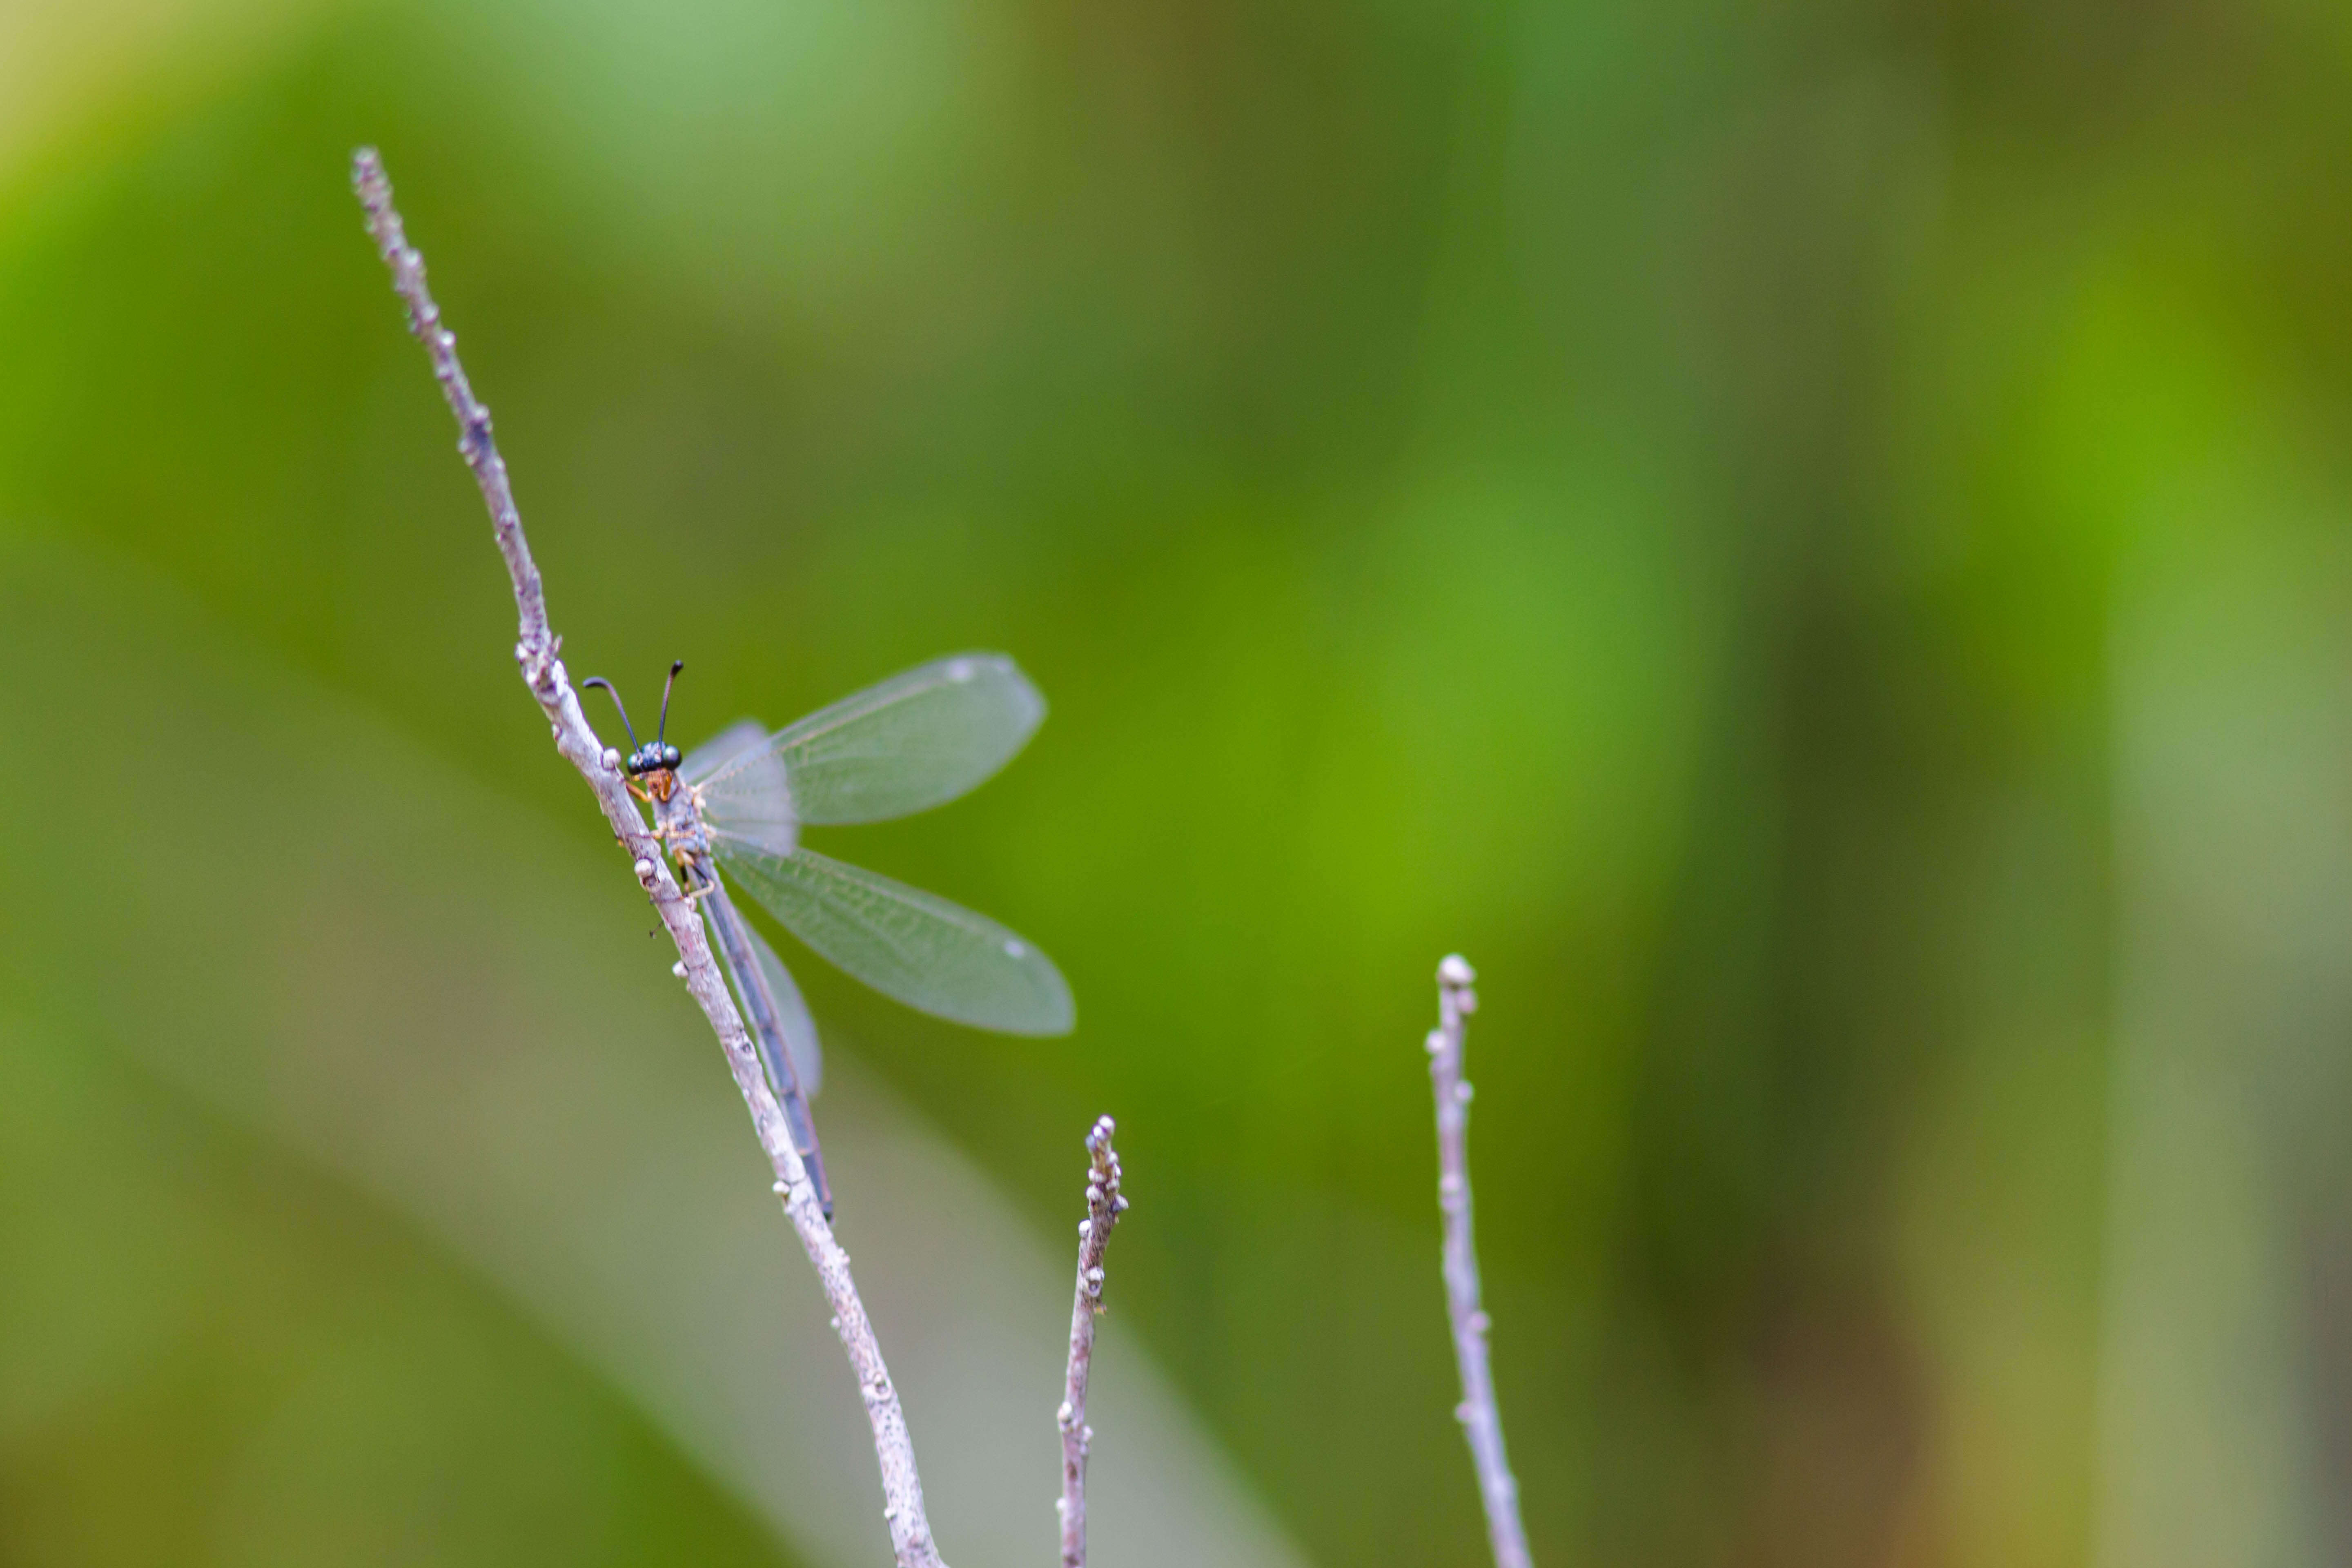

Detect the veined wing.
[
  {"left": 680, "top": 718, "right": 798, "bottom": 857},
  {"left": 697, "top": 654, "right": 1045, "bottom": 828},
  {"left": 681, "top": 718, "right": 768, "bottom": 783},
  {"left": 714, "top": 841, "right": 1073, "bottom": 1035},
  {"left": 744, "top": 921, "right": 824, "bottom": 1096}
]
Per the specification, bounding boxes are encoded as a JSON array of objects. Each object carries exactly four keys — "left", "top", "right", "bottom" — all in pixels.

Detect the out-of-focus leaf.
[{"left": 0, "top": 0, "right": 341, "bottom": 186}]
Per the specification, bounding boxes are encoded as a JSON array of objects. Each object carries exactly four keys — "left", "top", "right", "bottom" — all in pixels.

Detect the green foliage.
[{"left": 5, "top": 0, "right": 2352, "bottom": 1563}]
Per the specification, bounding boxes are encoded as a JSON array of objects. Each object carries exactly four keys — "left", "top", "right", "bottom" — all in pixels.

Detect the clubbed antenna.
[
  {"left": 581, "top": 677, "right": 640, "bottom": 750},
  {"left": 657, "top": 659, "right": 684, "bottom": 748}
]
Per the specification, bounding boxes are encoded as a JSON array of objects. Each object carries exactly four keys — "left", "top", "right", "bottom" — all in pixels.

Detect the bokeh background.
[{"left": 4, "top": 0, "right": 2352, "bottom": 1563}]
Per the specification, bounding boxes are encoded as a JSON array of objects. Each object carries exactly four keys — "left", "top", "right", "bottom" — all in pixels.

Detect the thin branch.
[
  {"left": 351, "top": 148, "right": 949, "bottom": 1568},
  {"left": 1056, "top": 1116, "right": 1127, "bottom": 1568},
  {"left": 1428, "top": 955, "right": 1532, "bottom": 1568}
]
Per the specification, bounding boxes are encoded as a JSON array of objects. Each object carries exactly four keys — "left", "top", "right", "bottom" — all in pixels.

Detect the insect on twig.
[{"left": 581, "top": 654, "right": 1076, "bottom": 1218}]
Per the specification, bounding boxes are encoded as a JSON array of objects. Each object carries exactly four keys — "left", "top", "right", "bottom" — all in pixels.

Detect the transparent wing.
[
  {"left": 744, "top": 921, "right": 824, "bottom": 1097},
  {"left": 680, "top": 718, "right": 798, "bottom": 857},
  {"left": 698, "top": 654, "right": 1045, "bottom": 828},
  {"left": 715, "top": 841, "right": 1074, "bottom": 1035},
  {"left": 680, "top": 718, "right": 768, "bottom": 784}
]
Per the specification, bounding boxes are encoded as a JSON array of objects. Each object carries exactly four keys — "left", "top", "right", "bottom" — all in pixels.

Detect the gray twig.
[
  {"left": 1428, "top": 956, "right": 1532, "bottom": 1568},
  {"left": 1056, "top": 1116, "right": 1127, "bottom": 1568},
  {"left": 351, "top": 148, "right": 948, "bottom": 1568}
]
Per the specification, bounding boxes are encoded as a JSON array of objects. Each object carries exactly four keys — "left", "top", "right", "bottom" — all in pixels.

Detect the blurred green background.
[{"left": 4, "top": 0, "right": 2352, "bottom": 1563}]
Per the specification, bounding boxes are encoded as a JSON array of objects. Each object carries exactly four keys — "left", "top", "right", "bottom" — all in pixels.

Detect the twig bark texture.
[
  {"left": 1429, "top": 956, "right": 1532, "bottom": 1568},
  {"left": 351, "top": 149, "right": 948, "bottom": 1568},
  {"left": 1056, "top": 1116, "right": 1127, "bottom": 1568}
]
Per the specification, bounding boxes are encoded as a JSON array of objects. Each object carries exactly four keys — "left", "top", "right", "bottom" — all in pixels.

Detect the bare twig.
[
  {"left": 351, "top": 148, "right": 948, "bottom": 1568},
  {"left": 1056, "top": 1116, "right": 1127, "bottom": 1568},
  {"left": 1428, "top": 955, "right": 1532, "bottom": 1568}
]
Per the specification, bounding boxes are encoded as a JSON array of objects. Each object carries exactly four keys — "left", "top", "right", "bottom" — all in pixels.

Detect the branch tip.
[
  {"left": 1428, "top": 953, "right": 1531, "bottom": 1568},
  {"left": 1059, "top": 1114, "right": 1127, "bottom": 1568}
]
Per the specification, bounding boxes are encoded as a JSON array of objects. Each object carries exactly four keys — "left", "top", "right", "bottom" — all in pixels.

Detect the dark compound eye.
[{"left": 664, "top": 745, "right": 682, "bottom": 766}]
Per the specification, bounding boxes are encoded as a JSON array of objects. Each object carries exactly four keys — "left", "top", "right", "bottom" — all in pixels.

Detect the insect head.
[{"left": 584, "top": 660, "right": 685, "bottom": 776}]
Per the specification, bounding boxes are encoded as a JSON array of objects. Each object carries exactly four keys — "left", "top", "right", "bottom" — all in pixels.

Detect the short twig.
[
  {"left": 1056, "top": 1116, "right": 1127, "bottom": 1568},
  {"left": 1428, "top": 956, "right": 1532, "bottom": 1568},
  {"left": 351, "top": 148, "right": 949, "bottom": 1568}
]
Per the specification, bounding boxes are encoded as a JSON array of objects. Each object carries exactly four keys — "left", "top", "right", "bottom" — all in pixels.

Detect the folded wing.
[
  {"left": 694, "top": 654, "right": 1045, "bottom": 830},
  {"left": 714, "top": 841, "right": 1074, "bottom": 1036},
  {"left": 742, "top": 920, "right": 824, "bottom": 1096}
]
